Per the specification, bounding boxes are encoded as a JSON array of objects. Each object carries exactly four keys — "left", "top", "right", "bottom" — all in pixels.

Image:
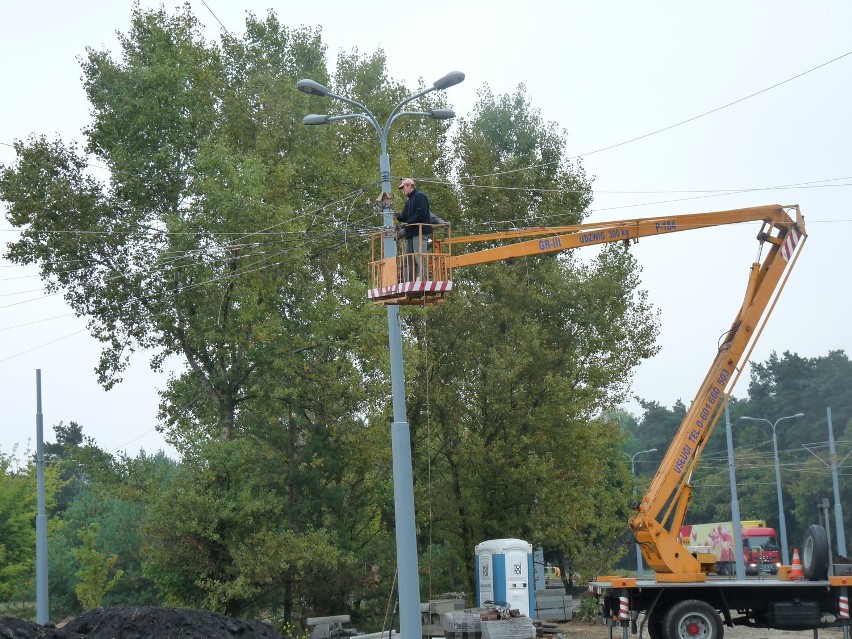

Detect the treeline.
[
  {"left": 4, "top": 349, "right": 847, "bottom": 624},
  {"left": 625, "top": 349, "right": 852, "bottom": 564}
]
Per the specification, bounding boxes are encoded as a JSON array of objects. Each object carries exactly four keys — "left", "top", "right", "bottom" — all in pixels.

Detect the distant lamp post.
[
  {"left": 628, "top": 448, "right": 657, "bottom": 578},
  {"left": 298, "top": 71, "right": 464, "bottom": 639},
  {"left": 740, "top": 412, "right": 805, "bottom": 565}
]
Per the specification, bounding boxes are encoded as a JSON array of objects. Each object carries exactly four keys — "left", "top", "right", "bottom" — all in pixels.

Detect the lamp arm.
[
  {"left": 387, "top": 110, "right": 436, "bottom": 129},
  {"left": 326, "top": 113, "right": 374, "bottom": 126},
  {"left": 324, "top": 91, "right": 381, "bottom": 136},
  {"left": 384, "top": 86, "right": 436, "bottom": 138}
]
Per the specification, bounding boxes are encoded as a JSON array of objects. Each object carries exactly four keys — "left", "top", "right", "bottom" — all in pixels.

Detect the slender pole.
[
  {"left": 724, "top": 404, "right": 745, "bottom": 579},
  {"left": 629, "top": 448, "right": 656, "bottom": 578},
  {"left": 380, "top": 146, "right": 421, "bottom": 639},
  {"left": 35, "top": 369, "right": 49, "bottom": 624},
  {"left": 296, "top": 71, "right": 464, "bottom": 639},
  {"left": 769, "top": 425, "right": 790, "bottom": 566},
  {"left": 741, "top": 413, "right": 803, "bottom": 567},
  {"left": 299, "top": 74, "right": 463, "bottom": 638},
  {"left": 827, "top": 407, "right": 847, "bottom": 555}
]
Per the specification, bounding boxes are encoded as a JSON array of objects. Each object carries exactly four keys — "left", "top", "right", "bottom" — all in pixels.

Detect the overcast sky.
[{"left": 2, "top": 1, "right": 850, "bottom": 459}]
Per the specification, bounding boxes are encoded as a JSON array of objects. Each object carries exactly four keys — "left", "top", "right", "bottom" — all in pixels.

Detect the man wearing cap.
[{"left": 396, "top": 178, "right": 432, "bottom": 281}]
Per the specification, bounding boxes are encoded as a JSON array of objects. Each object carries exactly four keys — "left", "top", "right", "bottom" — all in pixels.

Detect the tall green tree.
[
  {"left": 0, "top": 6, "right": 369, "bottom": 447},
  {"left": 399, "top": 86, "right": 660, "bottom": 592},
  {"left": 0, "top": 451, "right": 60, "bottom": 604},
  {"left": 0, "top": 5, "right": 413, "bottom": 618},
  {"left": 72, "top": 523, "right": 124, "bottom": 609}
]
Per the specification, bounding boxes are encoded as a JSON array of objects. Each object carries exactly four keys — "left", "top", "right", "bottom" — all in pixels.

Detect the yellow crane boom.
[{"left": 368, "top": 204, "right": 806, "bottom": 581}]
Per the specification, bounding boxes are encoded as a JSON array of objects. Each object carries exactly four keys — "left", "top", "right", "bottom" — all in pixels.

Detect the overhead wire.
[
  {"left": 0, "top": 185, "right": 380, "bottom": 308},
  {"left": 455, "top": 49, "right": 852, "bottom": 183}
]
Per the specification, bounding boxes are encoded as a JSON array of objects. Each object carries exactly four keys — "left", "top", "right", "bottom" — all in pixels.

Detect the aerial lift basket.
[{"left": 368, "top": 224, "right": 453, "bottom": 305}]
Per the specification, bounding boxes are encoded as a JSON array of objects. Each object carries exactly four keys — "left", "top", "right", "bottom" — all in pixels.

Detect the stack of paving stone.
[
  {"left": 533, "top": 588, "right": 572, "bottom": 622},
  {"left": 422, "top": 599, "right": 466, "bottom": 639}
]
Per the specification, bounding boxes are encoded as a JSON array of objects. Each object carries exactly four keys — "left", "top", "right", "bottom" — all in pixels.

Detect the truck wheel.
[
  {"left": 802, "top": 524, "right": 830, "bottom": 581},
  {"left": 663, "top": 599, "right": 723, "bottom": 639},
  {"left": 647, "top": 610, "right": 665, "bottom": 639}
]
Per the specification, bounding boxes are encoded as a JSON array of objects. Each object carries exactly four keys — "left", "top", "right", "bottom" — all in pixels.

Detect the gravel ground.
[{"left": 557, "top": 619, "right": 849, "bottom": 639}]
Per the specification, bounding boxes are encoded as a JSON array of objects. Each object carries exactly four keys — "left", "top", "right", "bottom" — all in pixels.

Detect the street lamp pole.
[
  {"left": 740, "top": 413, "right": 805, "bottom": 566},
  {"left": 298, "top": 71, "right": 464, "bottom": 639},
  {"left": 628, "top": 448, "right": 657, "bottom": 578}
]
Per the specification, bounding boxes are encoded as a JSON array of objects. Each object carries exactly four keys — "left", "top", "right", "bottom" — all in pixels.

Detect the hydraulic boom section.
[
  {"left": 631, "top": 205, "right": 805, "bottom": 581},
  {"left": 368, "top": 204, "right": 807, "bottom": 581}
]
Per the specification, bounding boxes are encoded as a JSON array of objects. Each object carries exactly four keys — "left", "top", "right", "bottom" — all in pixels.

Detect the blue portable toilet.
[{"left": 475, "top": 538, "right": 535, "bottom": 618}]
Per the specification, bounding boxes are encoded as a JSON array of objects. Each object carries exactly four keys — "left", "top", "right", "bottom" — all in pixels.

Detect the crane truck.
[{"left": 369, "top": 204, "right": 852, "bottom": 639}]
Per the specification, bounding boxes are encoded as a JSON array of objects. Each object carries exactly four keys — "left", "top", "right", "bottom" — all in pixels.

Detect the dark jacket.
[{"left": 396, "top": 188, "right": 431, "bottom": 239}]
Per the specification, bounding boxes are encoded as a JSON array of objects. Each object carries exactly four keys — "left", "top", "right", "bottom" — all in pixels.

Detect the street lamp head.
[
  {"left": 432, "top": 71, "right": 465, "bottom": 91},
  {"left": 296, "top": 79, "right": 330, "bottom": 97},
  {"left": 429, "top": 108, "right": 456, "bottom": 120},
  {"left": 302, "top": 114, "right": 330, "bottom": 125}
]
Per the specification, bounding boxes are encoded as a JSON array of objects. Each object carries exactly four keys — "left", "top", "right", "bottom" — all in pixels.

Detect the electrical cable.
[{"left": 456, "top": 49, "right": 852, "bottom": 183}]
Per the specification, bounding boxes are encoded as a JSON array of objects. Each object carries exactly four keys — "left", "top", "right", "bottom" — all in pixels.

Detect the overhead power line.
[{"left": 458, "top": 48, "right": 852, "bottom": 182}]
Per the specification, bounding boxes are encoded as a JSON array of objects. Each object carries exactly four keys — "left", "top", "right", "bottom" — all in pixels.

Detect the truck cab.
[{"left": 743, "top": 528, "right": 781, "bottom": 575}]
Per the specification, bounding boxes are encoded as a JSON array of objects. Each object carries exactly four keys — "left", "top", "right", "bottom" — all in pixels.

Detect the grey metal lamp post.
[
  {"left": 298, "top": 71, "right": 464, "bottom": 639},
  {"left": 740, "top": 412, "right": 805, "bottom": 566},
  {"left": 629, "top": 448, "right": 657, "bottom": 578}
]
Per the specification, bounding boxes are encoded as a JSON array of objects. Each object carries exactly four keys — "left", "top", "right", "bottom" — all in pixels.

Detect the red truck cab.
[{"left": 680, "top": 520, "right": 781, "bottom": 575}]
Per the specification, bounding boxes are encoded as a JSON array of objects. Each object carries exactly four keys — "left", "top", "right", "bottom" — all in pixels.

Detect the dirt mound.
[
  {"left": 0, "top": 615, "right": 79, "bottom": 638},
  {"left": 2, "top": 607, "right": 287, "bottom": 639},
  {"left": 65, "top": 607, "right": 286, "bottom": 638}
]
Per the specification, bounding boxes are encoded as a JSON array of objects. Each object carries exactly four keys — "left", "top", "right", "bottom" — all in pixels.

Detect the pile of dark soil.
[
  {"left": 1, "top": 606, "right": 287, "bottom": 639},
  {"left": 0, "top": 615, "right": 78, "bottom": 638}
]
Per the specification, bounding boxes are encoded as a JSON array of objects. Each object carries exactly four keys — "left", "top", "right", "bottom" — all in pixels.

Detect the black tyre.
[
  {"left": 802, "top": 524, "right": 830, "bottom": 581},
  {"left": 647, "top": 610, "right": 665, "bottom": 639},
  {"left": 663, "top": 599, "right": 724, "bottom": 639}
]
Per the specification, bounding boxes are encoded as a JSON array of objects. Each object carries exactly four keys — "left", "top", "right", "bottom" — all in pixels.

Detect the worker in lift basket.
[{"left": 396, "top": 178, "right": 433, "bottom": 281}]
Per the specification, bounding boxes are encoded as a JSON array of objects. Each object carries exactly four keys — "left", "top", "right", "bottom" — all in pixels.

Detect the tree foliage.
[
  {"left": 399, "top": 86, "right": 660, "bottom": 590},
  {"left": 72, "top": 523, "right": 124, "bottom": 609},
  {"left": 0, "top": 451, "right": 60, "bottom": 604}
]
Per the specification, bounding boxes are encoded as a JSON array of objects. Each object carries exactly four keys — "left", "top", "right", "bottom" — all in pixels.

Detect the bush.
[{"left": 575, "top": 592, "right": 600, "bottom": 622}]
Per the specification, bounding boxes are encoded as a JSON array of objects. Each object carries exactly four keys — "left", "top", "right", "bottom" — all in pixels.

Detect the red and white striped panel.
[
  {"left": 781, "top": 228, "right": 801, "bottom": 262},
  {"left": 368, "top": 280, "right": 453, "bottom": 300},
  {"left": 839, "top": 595, "right": 849, "bottom": 619},
  {"left": 618, "top": 596, "right": 630, "bottom": 621}
]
